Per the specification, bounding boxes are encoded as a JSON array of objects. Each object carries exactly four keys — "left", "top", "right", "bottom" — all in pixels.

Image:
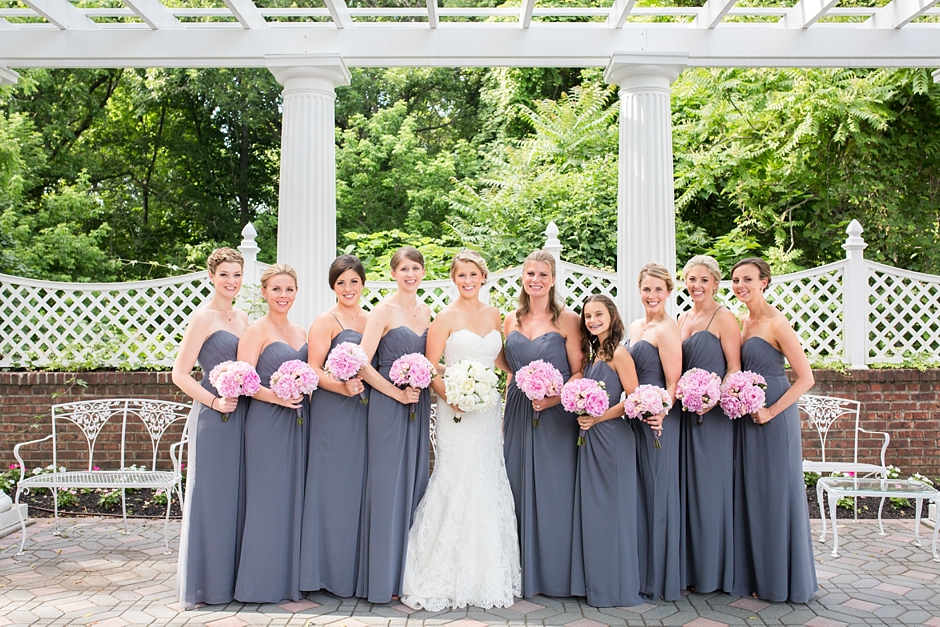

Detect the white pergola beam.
[
  {"left": 223, "top": 0, "right": 268, "bottom": 29},
  {"left": 520, "top": 0, "right": 535, "bottom": 28},
  {"left": 933, "top": 69, "right": 940, "bottom": 83},
  {"left": 866, "top": 0, "right": 939, "bottom": 29},
  {"left": 692, "top": 0, "right": 739, "bottom": 29},
  {"left": 22, "top": 0, "right": 100, "bottom": 30},
  {"left": 607, "top": 0, "right": 637, "bottom": 28},
  {"left": 122, "top": 0, "right": 181, "bottom": 29},
  {"left": 0, "top": 17, "right": 14, "bottom": 29},
  {"left": 427, "top": 0, "right": 438, "bottom": 29},
  {"left": 779, "top": 0, "right": 840, "bottom": 29},
  {"left": 0, "top": 66, "right": 18, "bottom": 84},
  {"left": 323, "top": 0, "right": 353, "bottom": 29}
]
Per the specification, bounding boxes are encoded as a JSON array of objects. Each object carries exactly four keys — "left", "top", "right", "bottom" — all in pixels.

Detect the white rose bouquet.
[{"left": 442, "top": 360, "right": 501, "bottom": 422}]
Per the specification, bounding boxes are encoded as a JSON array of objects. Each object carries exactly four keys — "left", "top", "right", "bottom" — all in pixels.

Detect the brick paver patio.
[{"left": 1, "top": 517, "right": 938, "bottom": 626}]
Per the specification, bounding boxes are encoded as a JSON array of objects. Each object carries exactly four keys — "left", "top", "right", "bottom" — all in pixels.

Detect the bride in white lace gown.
[{"left": 401, "top": 252, "right": 522, "bottom": 611}]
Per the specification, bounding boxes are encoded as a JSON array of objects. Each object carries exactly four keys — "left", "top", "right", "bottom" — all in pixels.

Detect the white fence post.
[
  {"left": 238, "top": 222, "right": 261, "bottom": 314},
  {"left": 842, "top": 219, "right": 868, "bottom": 369},
  {"left": 543, "top": 221, "right": 567, "bottom": 302}
]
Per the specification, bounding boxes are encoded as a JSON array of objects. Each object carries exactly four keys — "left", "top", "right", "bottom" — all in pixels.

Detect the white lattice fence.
[
  {"left": 0, "top": 272, "right": 211, "bottom": 369},
  {"left": 866, "top": 261, "right": 940, "bottom": 363}
]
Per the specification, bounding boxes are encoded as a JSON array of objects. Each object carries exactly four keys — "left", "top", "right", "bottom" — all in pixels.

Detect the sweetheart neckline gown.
[
  {"left": 177, "top": 329, "right": 247, "bottom": 608},
  {"left": 401, "top": 328, "right": 521, "bottom": 611}
]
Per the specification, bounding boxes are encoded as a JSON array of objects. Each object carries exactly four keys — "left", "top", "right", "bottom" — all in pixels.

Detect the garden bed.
[
  {"left": 804, "top": 486, "right": 922, "bottom": 520},
  {"left": 17, "top": 488, "right": 183, "bottom": 519}
]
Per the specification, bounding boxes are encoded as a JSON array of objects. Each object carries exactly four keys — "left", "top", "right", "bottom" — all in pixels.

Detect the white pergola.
[{"left": 2, "top": 1, "right": 939, "bottom": 324}]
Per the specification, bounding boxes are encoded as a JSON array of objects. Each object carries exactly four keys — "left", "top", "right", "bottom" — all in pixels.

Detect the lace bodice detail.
[{"left": 443, "top": 329, "right": 501, "bottom": 369}]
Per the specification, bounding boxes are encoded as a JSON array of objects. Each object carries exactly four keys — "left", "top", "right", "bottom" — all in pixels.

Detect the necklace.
[{"left": 395, "top": 295, "right": 421, "bottom": 318}]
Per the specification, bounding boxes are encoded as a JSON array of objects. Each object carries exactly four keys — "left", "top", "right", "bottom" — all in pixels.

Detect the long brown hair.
[
  {"left": 579, "top": 294, "right": 624, "bottom": 372},
  {"left": 516, "top": 250, "right": 563, "bottom": 326}
]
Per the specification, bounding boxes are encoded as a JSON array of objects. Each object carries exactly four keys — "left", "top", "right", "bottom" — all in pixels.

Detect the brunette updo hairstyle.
[
  {"left": 517, "top": 250, "right": 563, "bottom": 326},
  {"left": 449, "top": 250, "right": 489, "bottom": 282},
  {"left": 579, "top": 295, "right": 624, "bottom": 372},
  {"left": 260, "top": 263, "right": 298, "bottom": 289},
  {"left": 637, "top": 262, "right": 675, "bottom": 292},
  {"left": 328, "top": 255, "right": 366, "bottom": 289},
  {"left": 207, "top": 247, "right": 244, "bottom": 274},
  {"left": 390, "top": 246, "right": 425, "bottom": 270},
  {"left": 731, "top": 257, "right": 772, "bottom": 288}
]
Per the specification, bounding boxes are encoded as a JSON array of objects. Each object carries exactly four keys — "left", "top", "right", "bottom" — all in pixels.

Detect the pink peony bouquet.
[
  {"left": 270, "top": 360, "right": 319, "bottom": 425},
  {"left": 561, "top": 378, "right": 609, "bottom": 446},
  {"left": 624, "top": 384, "right": 672, "bottom": 449},
  {"left": 719, "top": 370, "right": 767, "bottom": 420},
  {"left": 515, "top": 359, "right": 565, "bottom": 427},
  {"left": 389, "top": 352, "right": 435, "bottom": 420},
  {"left": 208, "top": 360, "right": 261, "bottom": 421},
  {"left": 676, "top": 368, "right": 722, "bottom": 425},
  {"left": 325, "top": 341, "right": 370, "bottom": 404}
]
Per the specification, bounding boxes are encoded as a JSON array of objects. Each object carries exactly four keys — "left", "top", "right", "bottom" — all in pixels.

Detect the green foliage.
[
  {"left": 97, "top": 489, "right": 122, "bottom": 510},
  {"left": 870, "top": 352, "right": 940, "bottom": 372},
  {"left": 341, "top": 230, "right": 463, "bottom": 280}
]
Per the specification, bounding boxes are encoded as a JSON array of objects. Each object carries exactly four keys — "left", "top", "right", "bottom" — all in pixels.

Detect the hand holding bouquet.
[
  {"left": 676, "top": 368, "right": 722, "bottom": 425},
  {"left": 624, "top": 384, "right": 672, "bottom": 448},
  {"left": 325, "top": 341, "right": 370, "bottom": 404},
  {"left": 389, "top": 353, "right": 435, "bottom": 420},
  {"left": 207, "top": 360, "right": 261, "bottom": 421},
  {"left": 719, "top": 370, "right": 767, "bottom": 421},
  {"left": 270, "top": 360, "right": 319, "bottom": 425},
  {"left": 443, "top": 360, "right": 501, "bottom": 422},
  {"left": 515, "top": 360, "right": 565, "bottom": 427},
  {"left": 560, "top": 378, "right": 609, "bottom": 446}
]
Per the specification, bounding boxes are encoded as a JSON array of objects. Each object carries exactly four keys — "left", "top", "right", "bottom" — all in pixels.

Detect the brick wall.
[{"left": 2, "top": 369, "right": 938, "bottom": 478}]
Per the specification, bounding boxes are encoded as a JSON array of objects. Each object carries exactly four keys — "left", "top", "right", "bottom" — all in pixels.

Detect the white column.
[
  {"left": 842, "top": 219, "right": 868, "bottom": 369},
  {"left": 267, "top": 54, "right": 351, "bottom": 327},
  {"left": 605, "top": 53, "right": 687, "bottom": 323}
]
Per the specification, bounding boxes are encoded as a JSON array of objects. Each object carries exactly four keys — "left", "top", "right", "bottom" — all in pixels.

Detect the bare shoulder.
[
  {"left": 611, "top": 344, "right": 634, "bottom": 368},
  {"left": 559, "top": 307, "right": 581, "bottom": 333},
  {"left": 715, "top": 307, "right": 740, "bottom": 330},
  {"left": 504, "top": 310, "right": 519, "bottom": 333}
]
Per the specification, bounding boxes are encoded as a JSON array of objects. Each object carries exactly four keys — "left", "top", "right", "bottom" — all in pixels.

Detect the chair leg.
[
  {"left": 817, "top": 481, "right": 827, "bottom": 542},
  {"left": 913, "top": 498, "right": 923, "bottom": 547},
  {"left": 163, "top": 490, "right": 173, "bottom": 555},
  {"left": 120, "top": 488, "right": 128, "bottom": 535},
  {"left": 15, "top": 487, "right": 28, "bottom": 556},
  {"left": 52, "top": 487, "right": 60, "bottom": 536},
  {"left": 877, "top": 497, "right": 886, "bottom": 536}
]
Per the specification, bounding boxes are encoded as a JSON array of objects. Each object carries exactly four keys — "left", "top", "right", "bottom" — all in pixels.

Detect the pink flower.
[
  {"left": 389, "top": 353, "right": 435, "bottom": 420},
  {"left": 325, "top": 342, "right": 370, "bottom": 404},
  {"left": 516, "top": 360, "right": 565, "bottom": 426},
  {"left": 676, "top": 368, "right": 722, "bottom": 424},
  {"left": 270, "top": 360, "right": 319, "bottom": 425},
  {"left": 624, "top": 384, "right": 671, "bottom": 449},
  {"left": 92, "top": 466, "right": 100, "bottom": 471},
  {"left": 208, "top": 360, "right": 262, "bottom": 421},
  {"left": 561, "top": 378, "right": 609, "bottom": 446},
  {"left": 719, "top": 370, "right": 767, "bottom": 419},
  {"left": 9, "top": 463, "right": 19, "bottom": 470}
]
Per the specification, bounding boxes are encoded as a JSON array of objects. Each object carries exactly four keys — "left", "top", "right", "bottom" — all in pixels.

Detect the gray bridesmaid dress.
[
  {"left": 731, "top": 337, "right": 818, "bottom": 603},
  {"left": 234, "top": 342, "right": 308, "bottom": 603},
  {"left": 570, "top": 359, "right": 643, "bottom": 608},
  {"left": 679, "top": 316, "right": 734, "bottom": 594},
  {"left": 300, "top": 328, "right": 369, "bottom": 597},
  {"left": 356, "top": 326, "right": 431, "bottom": 603},
  {"left": 628, "top": 340, "right": 682, "bottom": 601},
  {"left": 503, "top": 331, "right": 579, "bottom": 598},
  {"left": 177, "top": 330, "right": 247, "bottom": 608}
]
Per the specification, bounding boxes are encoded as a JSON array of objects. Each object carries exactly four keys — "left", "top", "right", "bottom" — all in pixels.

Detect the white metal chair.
[{"left": 799, "top": 393, "right": 890, "bottom": 539}]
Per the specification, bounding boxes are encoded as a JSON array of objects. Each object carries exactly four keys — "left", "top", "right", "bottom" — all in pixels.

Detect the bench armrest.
[
  {"left": 858, "top": 427, "right": 890, "bottom": 471},
  {"left": 13, "top": 434, "right": 54, "bottom": 483},
  {"left": 169, "top": 436, "right": 187, "bottom": 475}
]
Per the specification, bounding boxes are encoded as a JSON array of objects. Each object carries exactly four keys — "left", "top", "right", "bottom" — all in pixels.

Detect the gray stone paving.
[{"left": 1, "top": 518, "right": 938, "bottom": 627}]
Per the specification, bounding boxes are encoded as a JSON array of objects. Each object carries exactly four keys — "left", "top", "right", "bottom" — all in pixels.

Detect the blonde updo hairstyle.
[
  {"left": 449, "top": 250, "right": 489, "bottom": 283},
  {"left": 207, "top": 247, "right": 244, "bottom": 274},
  {"left": 683, "top": 255, "right": 722, "bottom": 297},
  {"left": 637, "top": 262, "right": 674, "bottom": 292},
  {"left": 260, "top": 263, "right": 298, "bottom": 289},
  {"left": 517, "top": 250, "right": 563, "bottom": 326}
]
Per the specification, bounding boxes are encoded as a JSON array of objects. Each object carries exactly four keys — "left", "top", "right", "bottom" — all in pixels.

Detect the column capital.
[
  {"left": 604, "top": 52, "right": 688, "bottom": 91},
  {"left": 265, "top": 54, "right": 351, "bottom": 90}
]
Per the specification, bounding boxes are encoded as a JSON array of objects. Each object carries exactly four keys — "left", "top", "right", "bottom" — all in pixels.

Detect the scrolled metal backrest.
[
  {"left": 797, "top": 394, "right": 862, "bottom": 464},
  {"left": 125, "top": 400, "right": 192, "bottom": 469}
]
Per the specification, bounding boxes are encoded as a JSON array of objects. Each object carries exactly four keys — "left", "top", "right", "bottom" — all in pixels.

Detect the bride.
[{"left": 401, "top": 250, "right": 522, "bottom": 611}]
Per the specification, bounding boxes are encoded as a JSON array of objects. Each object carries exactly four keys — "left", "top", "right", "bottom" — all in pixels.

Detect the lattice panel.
[
  {"left": 361, "top": 278, "right": 456, "bottom": 314},
  {"left": 563, "top": 265, "right": 617, "bottom": 312},
  {"left": 0, "top": 272, "right": 211, "bottom": 369},
  {"left": 867, "top": 262, "right": 940, "bottom": 362}
]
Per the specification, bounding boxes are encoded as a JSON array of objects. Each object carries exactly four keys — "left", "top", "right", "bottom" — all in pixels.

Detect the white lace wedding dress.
[{"left": 401, "top": 329, "right": 522, "bottom": 611}]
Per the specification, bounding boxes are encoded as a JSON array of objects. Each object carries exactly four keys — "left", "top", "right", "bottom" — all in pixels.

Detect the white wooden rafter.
[
  {"left": 866, "top": 0, "right": 940, "bottom": 29},
  {"left": 427, "top": 0, "right": 438, "bottom": 29},
  {"left": 520, "top": 0, "right": 535, "bottom": 28},
  {"left": 122, "top": 0, "right": 181, "bottom": 30},
  {"left": 0, "top": 66, "right": 18, "bottom": 84},
  {"left": 607, "top": 0, "right": 637, "bottom": 28},
  {"left": 779, "top": 0, "right": 841, "bottom": 29},
  {"left": 324, "top": 0, "right": 354, "bottom": 29},
  {"left": 22, "top": 0, "right": 99, "bottom": 30},
  {"left": 692, "top": 0, "right": 740, "bottom": 29},
  {"left": 0, "top": 16, "right": 14, "bottom": 29},
  {"left": 223, "top": 0, "right": 268, "bottom": 29}
]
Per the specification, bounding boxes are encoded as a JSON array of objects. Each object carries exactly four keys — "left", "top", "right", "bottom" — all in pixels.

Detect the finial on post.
[
  {"left": 843, "top": 219, "right": 866, "bottom": 251},
  {"left": 543, "top": 221, "right": 563, "bottom": 264}
]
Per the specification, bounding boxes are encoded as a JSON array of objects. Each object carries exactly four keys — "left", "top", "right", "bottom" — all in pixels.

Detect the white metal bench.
[
  {"left": 799, "top": 393, "right": 891, "bottom": 540},
  {"left": 12, "top": 398, "right": 190, "bottom": 555}
]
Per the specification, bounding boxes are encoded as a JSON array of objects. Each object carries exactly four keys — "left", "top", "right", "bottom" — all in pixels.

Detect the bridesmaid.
[
  {"left": 570, "top": 295, "right": 644, "bottom": 608},
  {"left": 730, "top": 258, "right": 818, "bottom": 603},
  {"left": 627, "top": 263, "right": 682, "bottom": 602},
  {"left": 234, "top": 264, "right": 308, "bottom": 603},
  {"left": 299, "top": 255, "right": 369, "bottom": 597},
  {"left": 173, "top": 247, "right": 249, "bottom": 609},
  {"left": 677, "top": 255, "right": 741, "bottom": 594},
  {"left": 503, "top": 249, "right": 583, "bottom": 598},
  {"left": 355, "top": 247, "right": 429, "bottom": 603}
]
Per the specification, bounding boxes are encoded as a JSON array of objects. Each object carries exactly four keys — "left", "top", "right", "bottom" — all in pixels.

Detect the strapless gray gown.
[
  {"left": 177, "top": 330, "right": 247, "bottom": 608},
  {"left": 234, "top": 342, "right": 309, "bottom": 603},
  {"left": 300, "top": 329, "right": 369, "bottom": 597},
  {"left": 731, "top": 337, "right": 818, "bottom": 603},
  {"left": 570, "top": 359, "right": 643, "bottom": 607},
  {"left": 679, "top": 331, "right": 734, "bottom": 594},
  {"left": 503, "top": 331, "right": 578, "bottom": 598},
  {"left": 628, "top": 340, "right": 681, "bottom": 601},
  {"left": 356, "top": 327, "right": 431, "bottom": 603}
]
